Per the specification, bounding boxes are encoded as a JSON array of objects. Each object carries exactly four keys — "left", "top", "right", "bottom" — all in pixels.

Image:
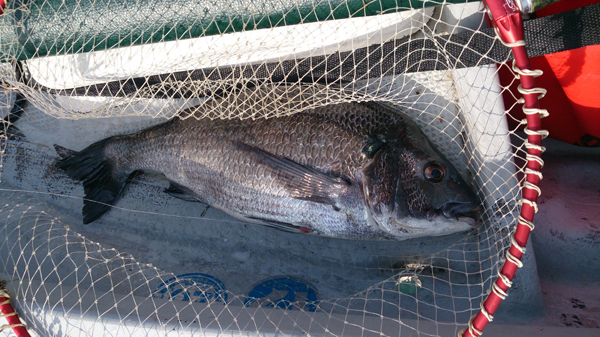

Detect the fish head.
[{"left": 360, "top": 135, "right": 479, "bottom": 240}]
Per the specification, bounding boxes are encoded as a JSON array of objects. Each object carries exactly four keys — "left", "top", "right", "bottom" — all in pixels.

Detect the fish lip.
[
  {"left": 440, "top": 202, "right": 479, "bottom": 219},
  {"left": 456, "top": 215, "right": 478, "bottom": 228}
]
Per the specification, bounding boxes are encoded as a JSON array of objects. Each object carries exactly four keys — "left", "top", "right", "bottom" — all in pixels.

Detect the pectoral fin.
[{"left": 235, "top": 142, "right": 350, "bottom": 209}]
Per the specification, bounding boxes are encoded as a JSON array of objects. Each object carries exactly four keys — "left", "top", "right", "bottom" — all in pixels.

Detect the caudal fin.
[{"left": 56, "top": 138, "right": 128, "bottom": 224}]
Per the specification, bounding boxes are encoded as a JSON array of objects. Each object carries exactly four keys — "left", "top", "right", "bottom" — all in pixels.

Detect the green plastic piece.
[
  {"left": 0, "top": 0, "right": 477, "bottom": 62},
  {"left": 397, "top": 280, "right": 419, "bottom": 294}
]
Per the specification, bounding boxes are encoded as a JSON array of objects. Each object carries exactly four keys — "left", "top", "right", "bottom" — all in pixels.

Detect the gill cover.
[{"left": 359, "top": 147, "right": 400, "bottom": 224}]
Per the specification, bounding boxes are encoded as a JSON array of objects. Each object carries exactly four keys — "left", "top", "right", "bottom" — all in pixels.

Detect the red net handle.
[{"left": 461, "top": 0, "right": 547, "bottom": 336}]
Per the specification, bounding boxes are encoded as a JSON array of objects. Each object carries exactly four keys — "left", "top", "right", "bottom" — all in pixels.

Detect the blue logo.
[
  {"left": 153, "top": 273, "right": 228, "bottom": 303},
  {"left": 244, "top": 277, "right": 318, "bottom": 312}
]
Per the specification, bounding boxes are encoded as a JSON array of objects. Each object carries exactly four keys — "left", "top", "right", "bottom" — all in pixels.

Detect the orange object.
[{"left": 500, "top": 0, "right": 600, "bottom": 147}]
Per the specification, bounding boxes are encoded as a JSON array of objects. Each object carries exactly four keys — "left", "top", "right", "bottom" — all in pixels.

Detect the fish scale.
[{"left": 58, "top": 100, "right": 479, "bottom": 240}]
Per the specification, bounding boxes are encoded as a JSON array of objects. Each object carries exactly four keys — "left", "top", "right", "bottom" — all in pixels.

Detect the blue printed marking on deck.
[
  {"left": 153, "top": 273, "right": 228, "bottom": 303},
  {"left": 244, "top": 277, "right": 318, "bottom": 311}
]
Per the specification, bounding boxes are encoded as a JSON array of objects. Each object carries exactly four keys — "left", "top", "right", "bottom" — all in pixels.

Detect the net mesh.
[{"left": 0, "top": 1, "right": 537, "bottom": 336}]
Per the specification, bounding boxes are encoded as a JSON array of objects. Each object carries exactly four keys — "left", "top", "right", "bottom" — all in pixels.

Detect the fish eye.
[{"left": 424, "top": 162, "right": 445, "bottom": 183}]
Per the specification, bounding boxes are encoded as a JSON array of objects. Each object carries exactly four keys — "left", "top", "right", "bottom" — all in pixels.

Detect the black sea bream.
[{"left": 58, "top": 102, "right": 479, "bottom": 240}]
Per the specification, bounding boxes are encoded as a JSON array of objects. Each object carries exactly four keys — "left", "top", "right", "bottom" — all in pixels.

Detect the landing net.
[{"left": 0, "top": 1, "right": 542, "bottom": 336}]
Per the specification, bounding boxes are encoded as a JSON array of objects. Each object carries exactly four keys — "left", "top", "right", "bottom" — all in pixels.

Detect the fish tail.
[{"left": 57, "top": 137, "right": 129, "bottom": 224}]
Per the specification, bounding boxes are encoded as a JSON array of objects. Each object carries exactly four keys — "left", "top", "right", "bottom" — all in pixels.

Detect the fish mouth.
[{"left": 440, "top": 202, "right": 479, "bottom": 226}]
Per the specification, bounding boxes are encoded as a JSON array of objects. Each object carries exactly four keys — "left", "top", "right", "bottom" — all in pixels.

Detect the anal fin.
[{"left": 165, "top": 182, "right": 199, "bottom": 202}]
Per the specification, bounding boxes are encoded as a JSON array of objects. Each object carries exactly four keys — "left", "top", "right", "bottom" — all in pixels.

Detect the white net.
[{"left": 0, "top": 1, "right": 543, "bottom": 336}]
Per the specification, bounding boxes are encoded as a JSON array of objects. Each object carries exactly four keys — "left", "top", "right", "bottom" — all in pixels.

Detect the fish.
[{"left": 57, "top": 100, "right": 479, "bottom": 240}]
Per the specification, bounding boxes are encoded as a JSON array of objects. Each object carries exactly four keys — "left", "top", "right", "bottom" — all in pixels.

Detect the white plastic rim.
[{"left": 24, "top": 8, "right": 433, "bottom": 90}]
